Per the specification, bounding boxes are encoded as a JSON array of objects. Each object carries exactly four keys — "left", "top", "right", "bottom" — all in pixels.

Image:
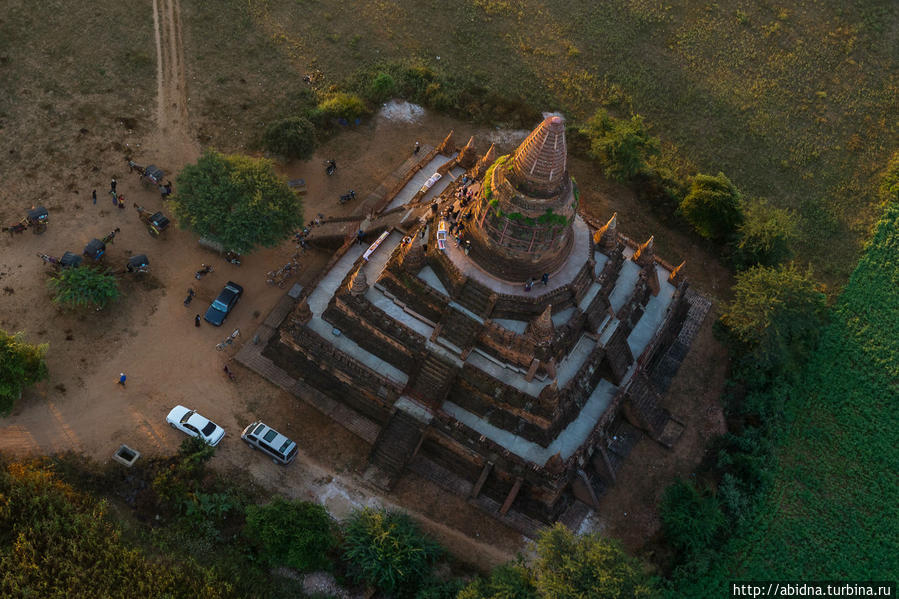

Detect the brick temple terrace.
[{"left": 238, "top": 115, "right": 710, "bottom": 535}]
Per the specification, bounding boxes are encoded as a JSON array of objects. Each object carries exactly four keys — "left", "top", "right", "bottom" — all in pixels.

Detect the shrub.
[
  {"left": 263, "top": 117, "right": 317, "bottom": 159},
  {"left": 0, "top": 330, "right": 48, "bottom": 415},
  {"left": 48, "top": 266, "right": 119, "bottom": 310},
  {"left": 243, "top": 497, "right": 335, "bottom": 572},
  {"left": 369, "top": 72, "right": 397, "bottom": 103},
  {"left": 659, "top": 479, "right": 725, "bottom": 558},
  {"left": 314, "top": 92, "right": 369, "bottom": 121},
  {"left": 731, "top": 198, "right": 798, "bottom": 268},
  {"left": 679, "top": 172, "right": 744, "bottom": 241},
  {"left": 342, "top": 508, "right": 442, "bottom": 597},
  {"left": 881, "top": 150, "right": 899, "bottom": 200}
]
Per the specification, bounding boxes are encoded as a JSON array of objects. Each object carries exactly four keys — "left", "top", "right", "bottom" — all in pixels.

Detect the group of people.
[
  {"left": 524, "top": 273, "right": 550, "bottom": 292},
  {"left": 294, "top": 213, "right": 324, "bottom": 252}
]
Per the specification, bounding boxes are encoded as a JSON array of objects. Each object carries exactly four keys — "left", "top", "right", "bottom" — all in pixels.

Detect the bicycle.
[{"left": 215, "top": 329, "right": 240, "bottom": 351}]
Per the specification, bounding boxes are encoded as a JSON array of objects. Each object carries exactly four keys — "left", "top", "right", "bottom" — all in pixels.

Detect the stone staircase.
[
  {"left": 624, "top": 373, "right": 679, "bottom": 445},
  {"left": 407, "top": 351, "right": 458, "bottom": 402},
  {"left": 368, "top": 409, "right": 427, "bottom": 487},
  {"left": 456, "top": 281, "right": 493, "bottom": 318},
  {"left": 438, "top": 306, "right": 482, "bottom": 350}
]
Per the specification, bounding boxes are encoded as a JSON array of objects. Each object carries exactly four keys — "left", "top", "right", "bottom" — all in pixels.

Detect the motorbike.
[
  {"left": 325, "top": 159, "right": 337, "bottom": 176},
  {"left": 224, "top": 251, "right": 241, "bottom": 266},
  {"left": 195, "top": 264, "right": 213, "bottom": 279},
  {"left": 184, "top": 288, "right": 195, "bottom": 306},
  {"left": 339, "top": 190, "right": 357, "bottom": 204}
]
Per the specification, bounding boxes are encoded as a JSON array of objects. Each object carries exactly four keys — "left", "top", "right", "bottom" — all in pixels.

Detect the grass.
[
  {"left": 177, "top": 0, "right": 896, "bottom": 287},
  {"left": 673, "top": 201, "right": 899, "bottom": 595}
]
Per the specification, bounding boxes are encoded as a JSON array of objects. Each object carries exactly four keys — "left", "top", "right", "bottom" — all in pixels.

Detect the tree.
[
  {"left": 342, "top": 508, "right": 442, "bottom": 597},
  {"left": 532, "top": 524, "right": 658, "bottom": 599},
  {"left": 0, "top": 460, "right": 229, "bottom": 598},
  {"left": 262, "top": 117, "right": 317, "bottom": 159},
  {"left": 679, "top": 172, "right": 744, "bottom": 241},
  {"left": 243, "top": 497, "right": 335, "bottom": 572},
  {"left": 48, "top": 266, "right": 119, "bottom": 310},
  {"left": 720, "top": 264, "right": 827, "bottom": 372},
  {"left": 314, "top": 92, "right": 369, "bottom": 122},
  {"left": 731, "top": 198, "right": 798, "bottom": 268},
  {"left": 458, "top": 562, "right": 537, "bottom": 599},
  {"left": 659, "top": 479, "right": 725, "bottom": 557},
  {"left": 583, "top": 109, "right": 660, "bottom": 182},
  {"left": 0, "top": 330, "right": 48, "bottom": 415},
  {"left": 881, "top": 150, "right": 899, "bottom": 201},
  {"left": 172, "top": 151, "right": 303, "bottom": 254}
]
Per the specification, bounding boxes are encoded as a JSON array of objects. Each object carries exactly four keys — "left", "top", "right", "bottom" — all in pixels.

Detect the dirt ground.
[{"left": 0, "top": 0, "right": 729, "bottom": 570}]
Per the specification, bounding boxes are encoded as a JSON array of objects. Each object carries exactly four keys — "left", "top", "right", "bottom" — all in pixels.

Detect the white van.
[{"left": 240, "top": 422, "right": 298, "bottom": 465}]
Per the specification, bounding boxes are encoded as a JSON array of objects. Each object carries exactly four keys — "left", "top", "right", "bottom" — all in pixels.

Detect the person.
[
  {"left": 414, "top": 141, "right": 420, "bottom": 155},
  {"left": 326, "top": 159, "right": 336, "bottom": 175},
  {"left": 117, "top": 194, "right": 125, "bottom": 209},
  {"left": 195, "top": 314, "right": 201, "bottom": 327},
  {"left": 92, "top": 189, "right": 97, "bottom": 205},
  {"left": 420, "top": 227, "right": 426, "bottom": 239},
  {"left": 524, "top": 278, "right": 533, "bottom": 292},
  {"left": 118, "top": 373, "right": 126, "bottom": 387},
  {"left": 356, "top": 229, "right": 365, "bottom": 245},
  {"left": 542, "top": 272, "right": 549, "bottom": 286},
  {"left": 464, "top": 239, "right": 471, "bottom": 255},
  {"left": 110, "top": 178, "right": 117, "bottom": 194},
  {"left": 224, "top": 365, "right": 235, "bottom": 381}
]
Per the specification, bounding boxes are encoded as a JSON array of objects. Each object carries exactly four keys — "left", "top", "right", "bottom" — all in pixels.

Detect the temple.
[{"left": 239, "top": 116, "right": 710, "bottom": 533}]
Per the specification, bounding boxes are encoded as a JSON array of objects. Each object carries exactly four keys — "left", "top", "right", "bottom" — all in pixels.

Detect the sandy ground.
[{"left": 0, "top": 0, "right": 729, "bottom": 569}]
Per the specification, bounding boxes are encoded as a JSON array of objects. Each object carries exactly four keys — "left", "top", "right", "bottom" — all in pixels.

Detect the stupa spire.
[{"left": 511, "top": 115, "right": 567, "bottom": 196}]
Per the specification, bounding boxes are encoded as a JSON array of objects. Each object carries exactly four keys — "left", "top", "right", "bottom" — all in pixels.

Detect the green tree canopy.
[
  {"left": 262, "top": 116, "right": 317, "bottom": 159},
  {"left": 48, "top": 266, "right": 119, "bottom": 310},
  {"left": 679, "top": 172, "right": 744, "bottom": 241},
  {"left": 172, "top": 151, "right": 303, "bottom": 254},
  {"left": 458, "top": 562, "right": 538, "bottom": 599},
  {"left": 881, "top": 150, "right": 899, "bottom": 201},
  {"left": 243, "top": 497, "right": 335, "bottom": 572},
  {"left": 0, "top": 330, "right": 48, "bottom": 415},
  {"left": 532, "top": 524, "right": 658, "bottom": 599},
  {"left": 314, "top": 92, "right": 369, "bottom": 121},
  {"left": 732, "top": 198, "right": 798, "bottom": 268},
  {"left": 0, "top": 460, "right": 229, "bottom": 598},
  {"left": 720, "top": 264, "right": 827, "bottom": 373},
  {"left": 659, "top": 479, "right": 725, "bottom": 558},
  {"left": 342, "top": 508, "right": 442, "bottom": 597},
  {"left": 582, "top": 109, "right": 660, "bottom": 182}
]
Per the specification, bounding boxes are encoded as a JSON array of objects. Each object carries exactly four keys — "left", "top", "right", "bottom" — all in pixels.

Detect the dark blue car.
[{"left": 204, "top": 281, "right": 243, "bottom": 326}]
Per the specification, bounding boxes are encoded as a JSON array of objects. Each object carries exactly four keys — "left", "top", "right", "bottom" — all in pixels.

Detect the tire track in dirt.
[{"left": 151, "top": 0, "right": 197, "bottom": 166}]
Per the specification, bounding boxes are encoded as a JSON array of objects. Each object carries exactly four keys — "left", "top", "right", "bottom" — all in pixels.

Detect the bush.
[
  {"left": 659, "top": 479, "right": 725, "bottom": 558},
  {"left": 48, "top": 266, "right": 119, "bottom": 310},
  {"left": 369, "top": 72, "right": 397, "bottom": 103},
  {"left": 263, "top": 117, "right": 317, "bottom": 159},
  {"left": 881, "top": 150, "right": 899, "bottom": 201},
  {"left": 731, "top": 198, "right": 798, "bottom": 268},
  {"left": 342, "top": 508, "right": 442, "bottom": 597},
  {"left": 314, "top": 92, "right": 369, "bottom": 122},
  {"left": 243, "top": 497, "right": 335, "bottom": 572},
  {"left": 679, "top": 172, "right": 744, "bottom": 241},
  {"left": 0, "top": 330, "right": 48, "bottom": 415}
]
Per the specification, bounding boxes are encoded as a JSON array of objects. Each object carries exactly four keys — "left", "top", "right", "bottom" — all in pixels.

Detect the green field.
[
  {"left": 675, "top": 201, "right": 899, "bottom": 596},
  {"left": 181, "top": 0, "right": 897, "bottom": 285}
]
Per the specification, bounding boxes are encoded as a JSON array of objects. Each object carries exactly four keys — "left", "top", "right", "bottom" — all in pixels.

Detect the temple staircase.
[
  {"left": 407, "top": 351, "right": 458, "bottom": 402},
  {"left": 456, "top": 281, "right": 493, "bottom": 318},
  {"left": 367, "top": 406, "right": 429, "bottom": 490}
]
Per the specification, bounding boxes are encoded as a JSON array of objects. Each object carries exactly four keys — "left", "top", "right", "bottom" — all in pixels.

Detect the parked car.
[
  {"left": 241, "top": 421, "right": 298, "bottom": 465},
  {"left": 204, "top": 281, "right": 243, "bottom": 326},
  {"left": 166, "top": 405, "right": 226, "bottom": 446}
]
